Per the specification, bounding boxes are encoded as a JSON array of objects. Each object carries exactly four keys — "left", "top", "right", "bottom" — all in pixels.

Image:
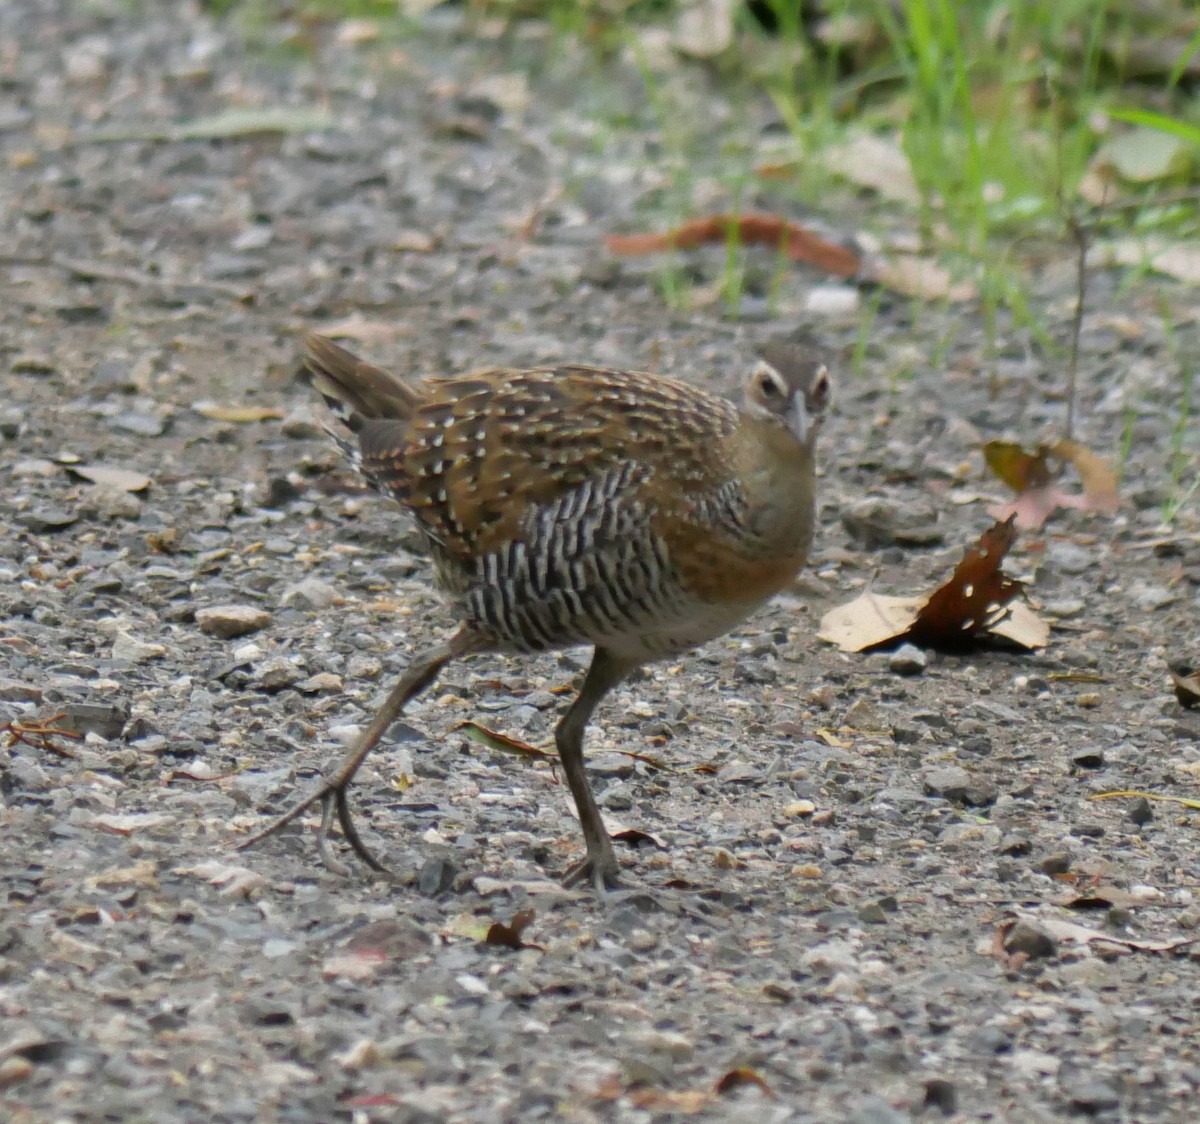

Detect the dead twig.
[{"left": 2, "top": 713, "right": 84, "bottom": 758}]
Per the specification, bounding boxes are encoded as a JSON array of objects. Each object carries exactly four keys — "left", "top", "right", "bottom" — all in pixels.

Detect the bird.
[{"left": 237, "top": 333, "right": 831, "bottom": 892}]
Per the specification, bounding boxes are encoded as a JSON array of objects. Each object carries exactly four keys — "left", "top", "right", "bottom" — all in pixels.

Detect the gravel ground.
[{"left": 3, "top": 3, "right": 1200, "bottom": 1121}]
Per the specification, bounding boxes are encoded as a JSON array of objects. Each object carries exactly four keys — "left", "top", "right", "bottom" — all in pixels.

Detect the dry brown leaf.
[
  {"left": 715, "top": 1068, "right": 776, "bottom": 1098},
  {"left": 606, "top": 213, "right": 860, "bottom": 278},
  {"left": 907, "top": 517, "right": 1022, "bottom": 647},
  {"left": 485, "top": 909, "right": 537, "bottom": 950},
  {"left": 817, "top": 519, "right": 1048, "bottom": 653},
  {"left": 456, "top": 721, "right": 556, "bottom": 761},
  {"left": 983, "top": 439, "right": 1121, "bottom": 530}
]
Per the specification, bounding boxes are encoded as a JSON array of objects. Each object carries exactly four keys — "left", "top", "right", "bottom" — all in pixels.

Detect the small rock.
[
  {"left": 12, "top": 353, "right": 56, "bottom": 375},
  {"left": 0, "top": 1055, "right": 33, "bottom": 1087},
  {"left": 110, "top": 411, "right": 170, "bottom": 438},
  {"left": 0, "top": 679, "right": 43, "bottom": 703},
  {"left": 841, "top": 497, "right": 901, "bottom": 548},
  {"left": 297, "top": 672, "right": 343, "bottom": 694},
  {"left": 111, "top": 632, "right": 167, "bottom": 662},
  {"left": 60, "top": 702, "right": 128, "bottom": 740},
  {"left": 1071, "top": 746, "right": 1105, "bottom": 768},
  {"left": 1062, "top": 1074, "right": 1121, "bottom": 1114},
  {"left": 1003, "top": 919, "right": 1058, "bottom": 959},
  {"left": 998, "top": 832, "right": 1032, "bottom": 856},
  {"left": 843, "top": 698, "right": 885, "bottom": 731},
  {"left": 281, "top": 578, "right": 340, "bottom": 611},
  {"left": 17, "top": 507, "right": 78, "bottom": 532},
  {"left": 783, "top": 800, "right": 816, "bottom": 817},
  {"left": 598, "top": 783, "right": 633, "bottom": 811},
  {"left": 1128, "top": 797, "right": 1154, "bottom": 826},
  {"left": 922, "top": 766, "right": 998, "bottom": 806},
  {"left": 417, "top": 856, "right": 456, "bottom": 896},
  {"left": 280, "top": 411, "right": 322, "bottom": 439},
  {"left": 196, "top": 605, "right": 271, "bottom": 639},
  {"left": 923, "top": 1078, "right": 957, "bottom": 1116},
  {"left": 888, "top": 643, "right": 927, "bottom": 675},
  {"left": 1130, "top": 582, "right": 1175, "bottom": 612},
  {"left": 252, "top": 658, "right": 305, "bottom": 693},
  {"left": 1039, "top": 851, "right": 1072, "bottom": 876},
  {"left": 1045, "top": 541, "right": 1092, "bottom": 575}
]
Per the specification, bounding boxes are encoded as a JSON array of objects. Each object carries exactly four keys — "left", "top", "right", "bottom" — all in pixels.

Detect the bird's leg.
[
  {"left": 557, "top": 648, "right": 638, "bottom": 895},
  {"left": 237, "top": 626, "right": 485, "bottom": 875}
]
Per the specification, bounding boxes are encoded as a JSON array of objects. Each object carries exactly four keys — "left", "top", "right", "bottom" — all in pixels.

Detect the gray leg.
[
  {"left": 557, "top": 647, "right": 638, "bottom": 894},
  {"left": 237, "top": 626, "right": 486, "bottom": 875}
]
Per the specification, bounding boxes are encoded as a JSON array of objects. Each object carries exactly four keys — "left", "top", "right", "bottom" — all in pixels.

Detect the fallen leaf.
[
  {"left": 1090, "top": 790, "right": 1200, "bottom": 812},
  {"left": 1007, "top": 913, "right": 1198, "bottom": 955},
  {"left": 606, "top": 213, "right": 860, "bottom": 278},
  {"left": 715, "top": 1068, "right": 776, "bottom": 1098},
  {"left": 193, "top": 401, "right": 285, "bottom": 423},
  {"left": 1169, "top": 666, "right": 1200, "bottom": 709},
  {"left": 983, "top": 438, "right": 1121, "bottom": 530},
  {"left": 456, "top": 721, "right": 555, "bottom": 761},
  {"left": 817, "top": 519, "right": 1048, "bottom": 652},
  {"left": 68, "top": 464, "right": 152, "bottom": 492},
  {"left": 908, "top": 517, "right": 1023, "bottom": 646},
  {"left": 485, "top": 909, "right": 538, "bottom": 950}
]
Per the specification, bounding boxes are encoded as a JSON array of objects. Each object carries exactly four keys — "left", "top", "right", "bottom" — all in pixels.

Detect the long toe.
[{"left": 561, "top": 855, "right": 622, "bottom": 895}]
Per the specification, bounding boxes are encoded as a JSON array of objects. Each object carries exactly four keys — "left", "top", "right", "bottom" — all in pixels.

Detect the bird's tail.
[{"left": 302, "top": 334, "right": 421, "bottom": 430}]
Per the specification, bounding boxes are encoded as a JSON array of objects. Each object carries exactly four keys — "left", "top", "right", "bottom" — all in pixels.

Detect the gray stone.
[
  {"left": 196, "top": 605, "right": 271, "bottom": 639},
  {"left": 922, "top": 766, "right": 998, "bottom": 806}
]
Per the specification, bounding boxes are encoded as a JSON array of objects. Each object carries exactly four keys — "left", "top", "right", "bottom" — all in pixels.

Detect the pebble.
[
  {"left": 82, "top": 484, "right": 143, "bottom": 521},
  {"left": 922, "top": 766, "right": 999, "bottom": 806},
  {"left": 281, "top": 577, "right": 340, "bottom": 610},
  {"left": 1062, "top": 1075, "right": 1120, "bottom": 1113},
  {"left": 1128, "top": 797, "right": 1154, "bottom": 825},
  {"left": 111, "top": 631, "right": 167, "bottom": 662},
  {"left": 888, "top": 643, "right": 927, "bottom": 675},
  {"left": 1003, "top": 919, "right": 1058, "bottom": 959},
  {"left": 1071, "top": 746, "right": 1105, "bottom": 768},
  {"left": 1045, "top": 541, "right": 1093, "bottom": 575},
  {"left": 0, "top": 679, "right": 43, "bottom": 702},
  {"left": 196, "top": 604, "right": 271, "bottom": 639}
]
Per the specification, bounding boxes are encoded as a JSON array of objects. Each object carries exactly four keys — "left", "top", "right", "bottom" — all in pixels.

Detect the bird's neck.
[{"left": 731, "top": 419, "right": 817, "bottom": 558}]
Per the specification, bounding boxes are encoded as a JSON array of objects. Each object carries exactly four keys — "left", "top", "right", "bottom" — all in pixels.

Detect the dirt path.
[{"left": 2, "top": 3, "right": 1199, "bottom": 1121}]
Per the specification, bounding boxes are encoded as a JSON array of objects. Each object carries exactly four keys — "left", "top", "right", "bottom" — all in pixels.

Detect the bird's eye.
[{"left": 758, "top": 374, "right": 779, "bottom": 396}]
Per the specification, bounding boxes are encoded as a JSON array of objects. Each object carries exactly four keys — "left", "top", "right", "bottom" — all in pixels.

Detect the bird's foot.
[
  {"left": 236, "top": 778, "right": 389, "bottom": 877},
  {"left": 561, "top": 852, "right": 622, "bottom": 896}
]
